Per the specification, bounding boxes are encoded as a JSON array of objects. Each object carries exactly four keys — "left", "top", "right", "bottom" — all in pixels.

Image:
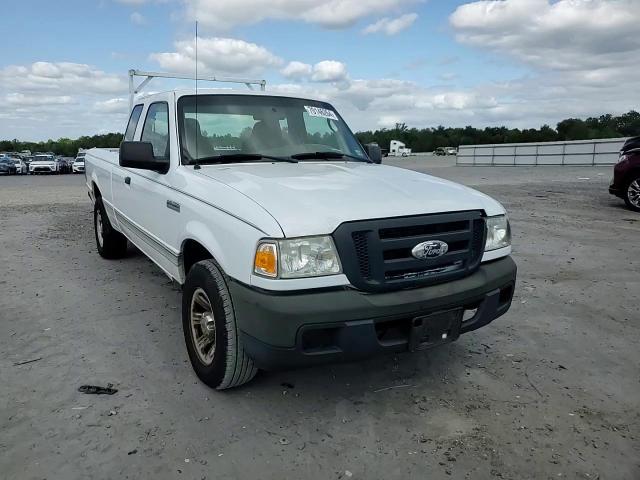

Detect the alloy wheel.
[
  {"left": 628, "top": 179, "right": 640, "bottom": 209},
  {"left": 190, "top": 288, "right": 216, "bottom": 365},
  {"left": 96, "top": 212, "right": 104, "bottom": 248}
]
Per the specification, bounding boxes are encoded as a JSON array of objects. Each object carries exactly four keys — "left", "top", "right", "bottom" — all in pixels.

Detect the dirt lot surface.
[{"left": 1, "top": 158, "right": 638, "bottom": 479}]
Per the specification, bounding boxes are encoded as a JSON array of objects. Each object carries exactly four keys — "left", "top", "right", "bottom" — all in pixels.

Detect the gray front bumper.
[{"left": 229, "top": 256, "right": 517, "bottom": 370}]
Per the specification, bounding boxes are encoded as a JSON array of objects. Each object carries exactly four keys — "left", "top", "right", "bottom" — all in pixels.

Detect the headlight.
[
  {"left": 485, "top": 215, "right": 511, "bottom": 251},
  {"left": 254, "top": 236, "right": 341, "bottom": 279}
]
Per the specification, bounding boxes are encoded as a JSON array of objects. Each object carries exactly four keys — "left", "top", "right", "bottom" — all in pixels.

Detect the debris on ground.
[
  {"left": 78, "top": 384, "right": 118, "bottom": 395},
  {"left": 13, "top": 357, "right": 43, "bottom": 366},
  {"left": 374, "top": 384, "right": 413, "bottom": 393}
]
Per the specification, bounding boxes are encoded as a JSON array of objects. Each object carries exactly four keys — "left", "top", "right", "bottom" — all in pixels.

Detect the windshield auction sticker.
[{"left": 304, "top": 106, "right": 339, "bottom": 121}]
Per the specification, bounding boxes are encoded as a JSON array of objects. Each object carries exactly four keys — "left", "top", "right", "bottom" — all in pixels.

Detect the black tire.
[
  {"left": 623, "top": 175, "right": 640, "bottom": 212},
  {"left": 94, "top": 198, "right": 128, "bottom": 259},
  {"left": 182, "top": 259, "right": 257, "bottom": 390}
]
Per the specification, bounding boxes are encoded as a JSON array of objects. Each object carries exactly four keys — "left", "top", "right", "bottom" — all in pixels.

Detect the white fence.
[{"left": 457, "top": 137, "right": 627, "bottom": 166}]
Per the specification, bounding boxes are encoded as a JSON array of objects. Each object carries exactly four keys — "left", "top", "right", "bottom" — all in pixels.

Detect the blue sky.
[
  {"left": 3, "top": 1, "right": 522, "bottom": 85},
  {"left": 1, "top": 0, "right": 638, "bottom": 140}
]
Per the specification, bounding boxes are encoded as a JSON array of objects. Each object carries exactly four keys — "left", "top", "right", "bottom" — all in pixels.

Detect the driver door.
[{"left": 112, "top": 97, "right": 181, "bottom": 278}]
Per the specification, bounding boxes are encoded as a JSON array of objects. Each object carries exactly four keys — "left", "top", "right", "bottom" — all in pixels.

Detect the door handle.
[{"left": 124, "top": 176, "right": 131, "bottom": 185}]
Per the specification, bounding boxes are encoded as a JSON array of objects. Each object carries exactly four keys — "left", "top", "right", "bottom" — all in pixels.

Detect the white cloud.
[
  {"left": 311, "top": 60, "right": 348, "bottom": 82},
  {"left": 0, "top": 62, "right": 127, "bottom": 95},
  {"left": 5, "top": 93, "right": 73, "bottom": 106},
  {"left": 150, "top": 37, "right": 282, "bottom": 76},
  {"left": 183, "top": 0, "right": 418, "bottom": 29},
  {"left": 263, "top": 79, "right": 505, "bottom": 132},
  {"left": 264, "top": 64, "right": 640, "bottom": 134},
  {"left": 330, "top": 78, "right": 415, "bottom": 110},
  {"left": 5, "top": 0, "right": 640, "bottom": 143},
  {"left": 281, "top": 60, "right": 348, "bottom": 83},
  {"left": 281, "top": 61, "right": 313, "bottom": 80},
  {"left": 450, "top": 0, "right": 640, "bottom": 73},
  {"left": 130, "top": 12, "right": 147, "bottom": 25},
  {"left": 362, "top": 13, "right": 417, "bottom": 35},
  {"left": 94, "top": 98, "right": 128, "bottom": 113},
  {"left": 0, "top": 62, "right": 129, "bottom": 141},
  {"left": 443, "top": 0, "right": 640, "bottom": 130}
]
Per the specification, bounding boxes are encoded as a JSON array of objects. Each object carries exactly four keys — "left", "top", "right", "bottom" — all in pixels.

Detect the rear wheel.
[
  {"left": 94, "top": 198, "right": 128, "bottom": 258},
  {"left": 182, "top": 259, "right": 257, "bottom": 390},
  {"left": 624, "top": 176, "right": 640, "bottom": 212}
]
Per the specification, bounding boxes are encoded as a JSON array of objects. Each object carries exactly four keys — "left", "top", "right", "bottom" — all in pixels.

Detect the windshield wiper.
[
  {"left": 191, "top": 153, "right": 297, "bottom": 165},
  {"left": 290, "top": 151, "right": 371, "bottom": 163}
]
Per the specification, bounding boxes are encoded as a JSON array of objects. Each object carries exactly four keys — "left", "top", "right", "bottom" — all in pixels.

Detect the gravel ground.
[{"left": 1, "top": 158, "right": 638, "bottom": 480}]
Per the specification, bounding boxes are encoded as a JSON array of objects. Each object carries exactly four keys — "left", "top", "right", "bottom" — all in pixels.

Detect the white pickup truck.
[{"left": 85, "top": 89, "right": 516, "bottom": 389}]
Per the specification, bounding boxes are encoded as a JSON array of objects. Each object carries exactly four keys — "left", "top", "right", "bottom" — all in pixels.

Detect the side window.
[
  {"left": 141, "top": 102, "right": 170, "bottom": 160},
  {"left": 124, "top": 104, "right": 143, "bottom": 141}
]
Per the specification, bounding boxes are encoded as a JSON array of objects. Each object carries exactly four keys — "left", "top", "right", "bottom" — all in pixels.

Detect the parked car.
[
  {"left": 72, "top": 154, "right": 86, "bottom": 173},
  {"left": 85, "top": 89, "right": 516, "bottom": 390},
  {"left": 434, "top": 147, "right": 458, "bottom": 156},
  {"left": 609, "top": 136, "right": 640, "bottom": 212},
  {"left": 55, "top": 157, "right": 71, "bottom": 173},
  {"left": 58, "top": 158, "right": 69, "bottom": 173},
  {"left": 12, "top": 157, "right": 27, "bottom": 174},
  {"left": 29, "top": 154, "right": 60, "bottom": 174},
  {"left": 0, "top": 157, "right": 18, "bottom": 174}
]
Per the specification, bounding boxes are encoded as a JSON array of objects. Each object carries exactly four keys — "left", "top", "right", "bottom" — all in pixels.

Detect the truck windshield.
[{"left": 177, "top": 94, "right": 368, "bottom": 164}]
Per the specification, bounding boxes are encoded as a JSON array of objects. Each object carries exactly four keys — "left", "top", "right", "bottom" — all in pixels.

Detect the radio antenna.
[{"left": 194, "top": 20, "right": 201, "bottom": 169}]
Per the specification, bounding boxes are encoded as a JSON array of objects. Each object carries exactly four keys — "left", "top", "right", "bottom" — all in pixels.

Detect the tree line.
[
  {"left": 2, "top": 111, "right": 639, "bottom": 156},
  {"left": 0, "top": 133, "right": 123, "bottom": 157},
  {"left": 355, "top": 111, "right": 640, "bottom": 152}
]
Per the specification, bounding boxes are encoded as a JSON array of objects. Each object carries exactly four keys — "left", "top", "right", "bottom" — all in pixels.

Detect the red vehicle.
[{"left": 610, "top": 136, "right": 640, "bottom": 212}]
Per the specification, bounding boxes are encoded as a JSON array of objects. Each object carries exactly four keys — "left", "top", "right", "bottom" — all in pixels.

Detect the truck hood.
[
  {"left": 198, "top": 162, "right": 505, "bottom": 237},
  {"left": 30, "top": 160, "right": 55, "bottom": 165}
]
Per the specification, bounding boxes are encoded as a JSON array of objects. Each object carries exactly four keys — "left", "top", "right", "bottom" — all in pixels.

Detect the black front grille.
[
  {"left": 352, "top": 231, "right": 371, "bottom": 278},
  {"left": 333, "top": 211, "right": 486, "bottom": 292}
]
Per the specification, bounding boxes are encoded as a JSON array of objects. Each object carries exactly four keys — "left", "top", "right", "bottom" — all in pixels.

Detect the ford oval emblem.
[{"left": 411, "top": 240, "right": 449, "bottom": 259}]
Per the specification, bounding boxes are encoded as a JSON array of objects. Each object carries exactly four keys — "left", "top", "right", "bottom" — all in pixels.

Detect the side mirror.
[
  {"left": 119, "top": 141, "right": 168, "bottom": 173},
  {"left": 364, "top": 143, "right": 382, "bottom": 164}
]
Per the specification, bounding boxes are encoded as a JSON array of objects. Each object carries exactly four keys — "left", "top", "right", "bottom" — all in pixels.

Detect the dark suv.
[
  {"left": 0, "top": 157, "right": 17, "bottom": 174},
  {"left": 609, "top": 136, "right": 640, "bottom": 212}
]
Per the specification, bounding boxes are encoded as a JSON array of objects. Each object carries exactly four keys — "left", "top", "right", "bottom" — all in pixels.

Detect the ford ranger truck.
[{"left": 85, "top": 90, "right": 516, "bottom": 390}]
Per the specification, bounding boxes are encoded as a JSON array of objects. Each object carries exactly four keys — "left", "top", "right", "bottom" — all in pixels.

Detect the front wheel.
[
  {"left": 624, "top": 176, "right": 640, "bottom": 212},
  {"left": 94, "top": 198, "right": 128, "bottom": 258},
  {"left": 182, "top": 259, "right": 257, "bottom": 390}
]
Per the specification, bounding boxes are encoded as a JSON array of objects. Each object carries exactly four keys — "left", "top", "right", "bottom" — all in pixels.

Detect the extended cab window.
[
  {"left": 124, "top": 104, "right": 143, "bottom": 141},
  {"left": 141, "top": 102, "right": 170, "bottom": 160}
]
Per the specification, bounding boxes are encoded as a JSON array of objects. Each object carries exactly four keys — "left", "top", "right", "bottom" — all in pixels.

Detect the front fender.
[{"left": 180, "top": 218, "right": 264, "bottom": 285}]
